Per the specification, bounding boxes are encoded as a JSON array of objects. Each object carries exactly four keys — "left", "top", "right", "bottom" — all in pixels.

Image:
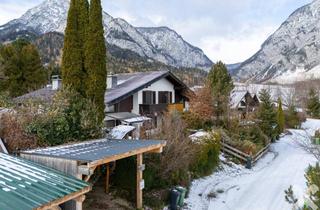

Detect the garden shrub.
[
  {"left": 0, "top": 113, "right": 37, "bottom": 152},
  {"left": 226, "top": 118, "right": 269, "bottom": 155},
  {"left": 182, "top": 111, "right": 207, "bottom": 130},
  {"left": 191, "top": 131, "right": 221, "bottom": 177},
  {"left": 305, "top": 163, "right": 320, "bottom": 208},
  {"left": 0, "top": 92, "right": 13, "bottom": 108},
  {"left": 26, "top": 88, "right": 103, "bottom": 146}
]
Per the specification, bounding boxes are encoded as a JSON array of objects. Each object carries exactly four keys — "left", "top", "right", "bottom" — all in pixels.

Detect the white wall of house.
[
  {"left": 132, "top": 92, "right": 139, "bottom": 114},
  {"left": 131, "top": 78, "right": 175, "bottom": 114}
]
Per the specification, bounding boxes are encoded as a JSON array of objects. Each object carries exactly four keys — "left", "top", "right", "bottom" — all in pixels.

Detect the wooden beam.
[
  {"left": 147, "top": 147, "right": 163, "bottom": 154},
  {"left": 35, "top": 186, "right": 91, "bottom": 210},
  {"left": 136, "top": 153, "right": 143, "bottom": 209},
  {"left": 105, "top": 163, "right": 110, "bottom": 193},
  {"left": 88, "top": 143, "right": 166, "bottom": 168},
  {"left": 83, "top": 166, "right": 97, "bottom": 182}
]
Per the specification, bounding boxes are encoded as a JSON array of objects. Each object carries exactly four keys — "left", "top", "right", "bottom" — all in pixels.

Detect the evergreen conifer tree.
[
  {"left": 286, "top": 104, "right": 300, "bottom": 128},
  {"left": 258, "top": 89, "right": 278, "bottom": 140},
  {"left": 207, "top": 61, "right": 234, "bottom": 126},
  {"left": 85, "top": 0, "right": 107, "bottom": 122},
  {"left": 307, "top": 88, "right": 320, "bottom": 118},
  {"left": 0, "top": 40, "right": 46, "bottom": 97},
  {"left": 277, "top": 97, "right": 285, "bottom": 133},
  {"left": 61, "top": 0, "right": 86, "bottom": 95},
  {"left": 78, "top": 0, "right": 89, "bottom": 85}
]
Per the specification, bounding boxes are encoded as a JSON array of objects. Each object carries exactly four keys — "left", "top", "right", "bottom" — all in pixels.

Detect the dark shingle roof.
[
  {"left": 15, "top": 70, "right": 190, "bottom": 106},
  {"left": 106, "top": 71, "right": 169, "bottom": 105},
  {"left": 106, "top": 70, "right": 189, "bottom": 105},
  {"left": 14, "top": 86, "right": 57, "bottom": 103}
]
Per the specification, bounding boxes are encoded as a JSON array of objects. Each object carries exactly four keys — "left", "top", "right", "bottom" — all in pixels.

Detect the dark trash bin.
[
  {"left": 246, "top": 156, "right": 252, "bottom": 169},
  {"left": 170, "top": 189, "right": 180, "bottom": 210}
]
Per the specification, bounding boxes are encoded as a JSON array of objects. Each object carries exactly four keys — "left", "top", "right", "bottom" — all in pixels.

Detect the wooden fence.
[{"left": 221, "top": 142, "right": 270, "bottom": 169}]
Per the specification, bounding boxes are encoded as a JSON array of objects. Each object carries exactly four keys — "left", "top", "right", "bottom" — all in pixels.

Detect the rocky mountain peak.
[
  {"left": 233, "top": 0, "right": 320, "bottom": 83},
  {"left": 0, "top": 0, "right": 212, "bottom": 70}
]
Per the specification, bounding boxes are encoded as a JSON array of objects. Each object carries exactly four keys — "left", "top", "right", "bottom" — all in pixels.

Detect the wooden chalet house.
[
  {"left": 230, "top": 90, "right": 260, "bottom": 119},
  {"left": 105, "top": 70, "right": 191, "bottom": 127}
]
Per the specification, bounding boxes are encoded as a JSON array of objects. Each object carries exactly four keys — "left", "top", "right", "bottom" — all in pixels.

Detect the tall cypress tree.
[
  {"left": 61, "top": 0, "right": 86, "bottom": 95},
  {"left": 277, "top": 97, "right": 285, "bottom": 133},
  {"left": 78, "top": 0, "right": 89, "bottom": 86},
  {"left": 207, "top": 61, "right": 234, "bottom": 126},
  {"left": 85, "top": 0, "right": 107, "bottom": 122}
]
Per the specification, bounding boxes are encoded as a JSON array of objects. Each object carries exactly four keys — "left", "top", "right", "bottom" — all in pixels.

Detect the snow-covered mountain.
[
  {"left": 234, "top": 0, "right": 320, "bottom": 83},
  {"left": 0, "top": 0, "right": 212, "bottom": 70}
]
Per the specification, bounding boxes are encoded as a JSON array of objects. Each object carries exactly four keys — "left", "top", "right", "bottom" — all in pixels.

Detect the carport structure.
[{"left": 20, "top": 139, "right": 166, "bottom": 209}]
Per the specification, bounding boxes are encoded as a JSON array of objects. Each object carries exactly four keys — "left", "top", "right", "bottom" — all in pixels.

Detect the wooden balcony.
[
  {"left": 139, "top": 104, "right": 168, "bottom": 115},
  {"left": 139, "top": 103, "right": 184, "bottom": 115},
  {"left": 168, "top": 103, "right": 184, "bottom": 112}
]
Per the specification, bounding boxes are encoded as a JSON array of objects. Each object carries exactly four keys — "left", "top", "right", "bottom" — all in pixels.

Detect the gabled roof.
[
  {"left": 105, "top": 70, "right": 189, "bottom": 106},
  {"left": 0, "top": 153, "right": 90, "bottom": 210},
  {"left": 14, "top": 70, "right": 190, "bottom": 107},
  {"left": 14, "top": 86, "right": 56, "bottom": 103},
  {"left": 230, "top": 90, "right": 250, "bottom": 109}
]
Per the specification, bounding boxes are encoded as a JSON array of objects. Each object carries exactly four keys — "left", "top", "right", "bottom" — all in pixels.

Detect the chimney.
[
  {"left": 107, "top": 75, "right": 117, "bottom": 89},
  {"left": 51, "top": 75, "right": 62, "bottom": 90}
]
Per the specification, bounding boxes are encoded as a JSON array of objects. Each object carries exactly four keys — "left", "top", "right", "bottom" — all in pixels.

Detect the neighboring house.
[
  {"left": 14, "top": 71, "right": 191, "bottom": 128},
  {"left": 14, "top": 75, "right": 62, "bottom": 103},
  {"left": 230, "top": 90, "right": 259, "bottom": 118},
  {"left": 105, "top": 70, "right": 191, "bottom": 127}
]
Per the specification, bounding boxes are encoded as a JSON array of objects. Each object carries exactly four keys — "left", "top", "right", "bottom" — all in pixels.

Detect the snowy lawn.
[{"left": 184, "top": 119, "right": 319, "bottom": 210}]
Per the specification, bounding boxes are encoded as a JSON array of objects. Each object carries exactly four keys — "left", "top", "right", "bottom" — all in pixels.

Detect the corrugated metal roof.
[
  {"left": 0, "top": 153, "right": 90, "bottom": 210},
  {"left": 21, "top": 139, "right": 166, "bottom": 162}
]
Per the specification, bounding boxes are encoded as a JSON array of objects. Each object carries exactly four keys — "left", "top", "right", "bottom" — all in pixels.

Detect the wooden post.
[
  {"left": 136, "top": 153, "right": 143, "bottom": 209},
  {"left": 105, "top": 163, "right": 110, "bottom": 193},
  {"left": 74, "top": 195, "right": 86, "bottom": 210}
]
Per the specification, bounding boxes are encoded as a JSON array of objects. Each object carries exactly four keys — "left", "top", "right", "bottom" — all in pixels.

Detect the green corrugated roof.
[{"left": 0, "top": 153, "right": 90, "bottom": 210}]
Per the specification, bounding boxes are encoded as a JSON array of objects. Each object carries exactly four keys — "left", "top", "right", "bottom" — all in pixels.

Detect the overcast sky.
[{"left": 0, "top": 0, "right": 312, "bottom": 63}]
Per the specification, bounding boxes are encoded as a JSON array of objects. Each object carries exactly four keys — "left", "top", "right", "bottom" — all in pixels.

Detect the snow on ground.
[{"left": 184, "top": 119, "right": 319, "bottom": 210}]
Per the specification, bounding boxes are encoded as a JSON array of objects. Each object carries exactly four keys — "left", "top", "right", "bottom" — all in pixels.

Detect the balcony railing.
[
  {"left": 139, "top": 104, "right": 168, "bottom": 115},
  {"left": 139, "top": 103, "right": 184, "bottom": 115}
]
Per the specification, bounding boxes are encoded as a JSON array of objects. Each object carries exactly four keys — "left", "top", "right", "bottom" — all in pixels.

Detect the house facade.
[
  {"left": 105, "top": 70, "right": 191, "bottom": 127},
  {"left": 230, "top": 90, "right": 260, "bottom": 119},
  {"left": 15, "top": 70, "right": 191, "bottom": 130}
]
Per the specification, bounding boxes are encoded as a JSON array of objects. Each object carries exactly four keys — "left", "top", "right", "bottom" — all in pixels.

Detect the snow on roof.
[
  {"left": 0, "top": 108, "right": 14, "bottom": 116},
  {"left": 189, "top": 131, "right": 210, "bottom": 141},
  {"left": 105, "top": 112, "right": 141, "bottom": 121},
  {"left": 0, "top": 153, "right": 90, "bottom": 210},
  {"left": 21, "top": 139, "right": 166, "bottom": 162},
  {"left": 105, "top": 112, "right": 151, "bottom": 124},
  {"left": 108, "top": 125, "right": 136, "bottom": 139},
  {"left": 0, "top": 138, "right": 8, "bottom": 154},
  {"left": 234, "top": 83, "right": 294, "bottom": 105},
  {"left": 230, "top": 90, "right": 249, "bottom": 109},
  {"left": 122, "top": 116, "right": 151, "bottom": 124}
]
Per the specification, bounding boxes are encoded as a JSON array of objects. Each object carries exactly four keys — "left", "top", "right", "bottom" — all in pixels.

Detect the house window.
[
  {"left": 143, "top": 91, "right": 156, "bottom": 104},
  {"left": 158, "top": 91, "right": 172, "bottom": 104}
]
